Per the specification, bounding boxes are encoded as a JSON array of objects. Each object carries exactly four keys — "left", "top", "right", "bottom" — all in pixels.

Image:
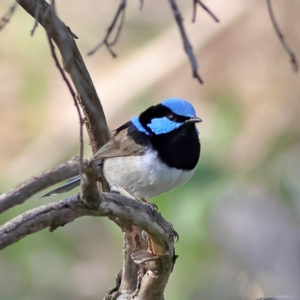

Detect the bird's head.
[{"left": 131, "top": 98, "right": 202, "bottom": 135}]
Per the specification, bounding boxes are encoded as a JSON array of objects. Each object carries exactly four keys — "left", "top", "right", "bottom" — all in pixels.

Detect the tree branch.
[
  {"left": 0, "top": 191, "right": 176, "bottom": 300},
  {"left": 4, "top": 2, "right": 179, "bottom": 298},
  {"left": 0, "top": 158, "right": 177, "bottom": 300},
  {"left": 266, "top": 0, "right": 298, "bottom": 73},
  {"left": 0, "top": 191, "right": 176, "bottom": 252},
  {"left": 168, "top": 0, "right": 204, "bottom": 84},
  {"left": 46, "top": 33, "right": 85, "bottom": 172}
]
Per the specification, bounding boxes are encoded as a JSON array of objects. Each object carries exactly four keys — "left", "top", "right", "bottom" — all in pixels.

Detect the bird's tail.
[{"left": 41, "top": 175, "right": 81, "bottom": 198}]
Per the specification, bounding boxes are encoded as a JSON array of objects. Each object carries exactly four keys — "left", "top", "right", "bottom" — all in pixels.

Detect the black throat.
[{"left": 150, "top": 123, "right": 200, "bottom": 171}]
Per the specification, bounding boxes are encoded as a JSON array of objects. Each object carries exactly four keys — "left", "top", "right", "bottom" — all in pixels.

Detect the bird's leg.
[
  {"left": 140, "top": 197, "right": 148, "bottom": 203},
  {"left": 111, "top": 185, "right": 137, "bottom": 200}
]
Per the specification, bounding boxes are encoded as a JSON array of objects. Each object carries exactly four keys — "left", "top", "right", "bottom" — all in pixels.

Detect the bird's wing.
[{"left": 94, "top": 126, "right": 146, "bottom": 160}]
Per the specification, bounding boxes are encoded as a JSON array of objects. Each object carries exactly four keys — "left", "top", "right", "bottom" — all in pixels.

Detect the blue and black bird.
[{"left": 42, "top": 98, "right": 201, "bottom": 200}]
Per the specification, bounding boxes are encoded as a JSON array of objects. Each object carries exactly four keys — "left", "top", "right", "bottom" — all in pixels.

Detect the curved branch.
[
  {"left": 266, "top": 0, "right": 298, "bottom": 73},
  {"left": 0, "top": 190, "right": 176, "bottom": 300},
  {"left": 0, "top": 192, "right": 175, "bottom": 252},
  {"left": 46, "top": 34, "right": 85, "bottom": 173},
  {"left": 7, "top": 2, "right": 178, "bottom": 299}
]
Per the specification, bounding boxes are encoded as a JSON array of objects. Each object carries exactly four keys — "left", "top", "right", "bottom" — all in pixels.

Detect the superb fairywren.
[{"left": 42, "top": 98, "right": 202, "bottom": 200}]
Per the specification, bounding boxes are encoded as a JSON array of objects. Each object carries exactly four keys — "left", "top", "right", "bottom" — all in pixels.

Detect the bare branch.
[
  {"left": 3, "top": 2, "right": 181, "bottom": 298},
  {"left": 80, "top": 159, "right": 102, "bottom": 210},
  {"left": 88, "top": 0, "right": 126, "bottom": 57},
  {"left": 0, "top": 158, "right": 80, "bottom": 214},
  {"left": 0, "top": 1, "right": 18, "bottom": 30},
  {"left": 168, "top": 0, "right": 204, "bottom": 84},
  {"left": 0, "top": 192, "right": 176, "bottom": 252},
  {"left": 0, "top": 189, "right": 176, "bottom": 300},
  {"left": 17, "top": 0, "right": 110, "bottom": 154},
  {"left": 115, "top": 223, "right": 148, "bottom": 295},
  {"left": 46, "top": 33, "right": 85, "bottom": 172},
  {"left": 192, "top": 0, "right": 220, "bottom": 23},
  {"left": 266, "top": 0, "right": 298, "bottom": 73}
]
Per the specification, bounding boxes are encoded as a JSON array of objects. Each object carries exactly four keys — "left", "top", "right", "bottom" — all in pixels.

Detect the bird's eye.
[{"left": 167, "top": 114, "right": 176, "bottom": 121}]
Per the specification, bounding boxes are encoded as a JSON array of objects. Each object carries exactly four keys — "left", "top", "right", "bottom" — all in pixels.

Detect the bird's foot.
[
  {"left": 168, "top": 223, "right": 179, "bottom": 242},
  {"left": 145, "top": 202, "right": 158, "bottom": 211}
]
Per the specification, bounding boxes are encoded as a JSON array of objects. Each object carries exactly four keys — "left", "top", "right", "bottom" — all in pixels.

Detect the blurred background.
[{"left": 0, "top": 0, "right": 300, "bottom": 299}]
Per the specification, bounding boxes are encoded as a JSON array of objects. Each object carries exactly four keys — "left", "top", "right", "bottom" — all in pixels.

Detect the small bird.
[{"left": 42, "top": 98, "right": 201, "bottom": 200}]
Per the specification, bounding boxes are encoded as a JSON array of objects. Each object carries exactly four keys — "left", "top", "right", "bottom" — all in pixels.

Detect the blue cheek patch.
[
  {"left": 130, "top": 117, "right": 150, "bottom": 135},
  {"left": 147, "top": 117, "right": 182, "bottom": 135}
]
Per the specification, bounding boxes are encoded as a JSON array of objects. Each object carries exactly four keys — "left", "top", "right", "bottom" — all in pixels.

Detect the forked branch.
[
  {"left": 88, "top": 0, "right": 126, "bottom": 57},
  {"left": 0, "top": 167, "right": 176, "bottom": 300},
  {"left": 192, "top": 0, "right": 220, "bottom": 23},
  {"left": 1, "top": 1, "right": 179, "bottom": 299}
]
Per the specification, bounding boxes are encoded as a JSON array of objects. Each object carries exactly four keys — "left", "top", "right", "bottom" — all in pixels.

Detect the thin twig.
[
  {"left": 46, "top": 34, "right": 84, "bottom": 172},
  {"left": 168, "top": 0, "right": 204, "bottom": 84},
  {"left": 87, "top": 0, "right": 126, "bottom": 57},
  {"left": 266, "top": 0, "right": 298, "bottom": 73},
  {"left": 0, "top": 1, "right": 18, "bottom": 31},
  {"left": 192, "top": 0, "right": 220, "bottom": 23}
]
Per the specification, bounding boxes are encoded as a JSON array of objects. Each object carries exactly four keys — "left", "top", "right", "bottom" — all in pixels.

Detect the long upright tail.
[{"left": 41, "top": 175, "right": 81, "bottom": 198}]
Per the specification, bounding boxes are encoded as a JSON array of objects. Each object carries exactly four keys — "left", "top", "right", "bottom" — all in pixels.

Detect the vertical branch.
[
  {"left": 168, "top": 0, "right": 204, "bottom": 84},
  {"left": 266, "top": 0, "right": 298, "bottom": 72},
  {"left": 46, "top": 34, "right": 84, "bottom": 171}
]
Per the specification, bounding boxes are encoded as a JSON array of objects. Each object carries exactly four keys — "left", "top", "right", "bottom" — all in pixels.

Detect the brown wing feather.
[{"left": 94, "top": 127, "right": 146, "bottom": 161}]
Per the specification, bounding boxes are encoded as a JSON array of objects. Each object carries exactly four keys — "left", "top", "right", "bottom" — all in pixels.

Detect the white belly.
[{"left": 103, "top": 149, "right": 195, "bottom": 199}]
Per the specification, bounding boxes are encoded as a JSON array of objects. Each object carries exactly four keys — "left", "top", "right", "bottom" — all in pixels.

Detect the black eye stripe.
[
  {"left": 168, "top": 114, "right": 189, "bottom": 123},
  {"left": 139, "top": 104, "right": 190, "bottom": 131}
]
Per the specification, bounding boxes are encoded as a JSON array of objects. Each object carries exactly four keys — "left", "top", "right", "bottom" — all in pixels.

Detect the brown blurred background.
[{"left": 0, "top": 0, "right": 300, "bottom": 299}]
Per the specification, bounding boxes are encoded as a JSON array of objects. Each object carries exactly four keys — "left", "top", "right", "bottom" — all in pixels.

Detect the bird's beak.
[{"left": 185, "top": 116, "right": 202, "bottom": 123}]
